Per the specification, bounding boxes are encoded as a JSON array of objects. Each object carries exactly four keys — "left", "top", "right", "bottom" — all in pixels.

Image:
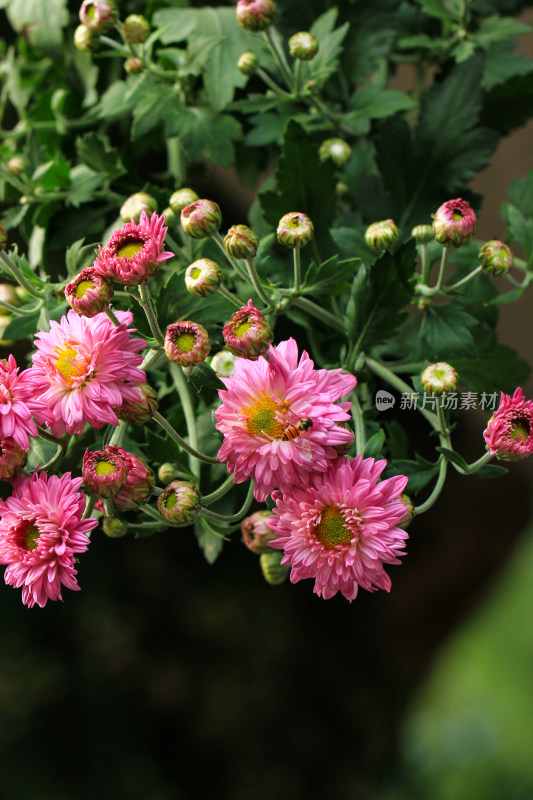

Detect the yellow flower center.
[
  {"left": 164, "top": 492, "right": 177, "bottom": 510},
  {"left": 21, "top": 521, "right": 40, "bottom": 551},
  {"left": 452, "top": 211, "right": 463, "bottom": 221},
  {"left": 74, "top": 279, "right": 94, "bottom": 298},
  {"left": 116, "top": 238, "right": 144, "bottom": 259},
  {"left": 176, "top": 332, "right": 196, "bottom": 353},
  {"left": 54, "top": 344, "right": 87, "bottom": 386},
  {"left": 86, "top": 4, "right": 96, "bottom": 20},
  {"left": 511, "top": 417, "right": 530, "bottom": 443},
  {"left": 95, "top": 460, "right": 117, "bottom": 477},
  {"left": 190, "top": 267, "right": 201, "bottom": 279},
  {"left": 289, "top": 217, "right": 300, "bottom": 228},
  {"left": 314, "top": 505, "right": 354, "bottom": 549},
  {"left": 235, "top": 321, "right": 252, "bottom": 338},
  {"left": 245, "top": 394, "right": 286, "bottom": 438}
]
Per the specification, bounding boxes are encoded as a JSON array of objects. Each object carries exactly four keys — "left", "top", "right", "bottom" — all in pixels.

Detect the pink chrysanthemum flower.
[
  {"left": 214, "top": 338, "right": 357, "bottom": 501},
  {"left": 95, "top": 446, "right": 155, "bottom": 510},
  {"left": 0, "top": 471, "right": 98, "bottom": 608},
  {"left": 92, "top": 211, "right": 174, "bottom": 286},
  {"left": 483, "top": 387, "right": 533, "bottom": 460},
  {"left": 0, "top": 355, "right": 52, "bottom": 450},
  {"left": 432, "top": 198, "right": 477, "bottom": 247},
  {"left": 268, "top": 456, "right": 409, "bottom": 601},
  {"left": 28, "top": 309, "right": 146, "bottom": 438}
]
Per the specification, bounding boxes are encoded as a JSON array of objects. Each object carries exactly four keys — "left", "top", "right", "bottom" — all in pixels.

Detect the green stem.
[
  {"left": 108, "top": 420, "right": 128, "bottom": 447},
  {"left": 82, "top": 495, "right": 96, "bottom": 521},
  {"left": 218, "top": 285, "right": 243, "bottom": 308},
  {"left": 420, "top": 243, "right": 430, "bottom": 284},
  {"left": 40, "top": 442, "right": 66, "bottom": 473},
  {"left": 199, "top": 480, "right": 254, "bottom": 523},
  {"left": 0, "top": 297, "right": 41, "bottom": 316},
  {"left": 445, "top": 265, "right": 482, "bottom": 292},
  {"left": 256, "top": 67, "right": 291, "bottom": 97},
  {"left": 294, "top": 59, "right": 302, "bottom": 95},
  {"left": 103, "top": 498, "right": 115, "bottom": 517},
  {"left": 138, "top": 284, "right": 165, "bottom": 345},
  {"left": 414, "top": 456, "right": 447, "bottom": 515},
  {"left": 36, "top": 425, "right": 68, "bottom": 446},
  {"left": 165, "top": 232, "right": 183, "bottom": 256},
  {"left": 201, "top": 474, "right": 235, "bottom": 506},
  {"left": 351, "top": 392, "right": 366, "bottom": 456},
  {"left": 463, "top": 450, "right": 493, "bottom": 475},
  {"left": 99, "top": 35, "right": 129, "bottom": 54},
  {"left": 263, "top": 28, "right": 294, "bottom": 91},
  {"left": 141, "top": 348, "right": 164, "bottom": 371},
  {"left": 0, "top": 251, "right": 45, "bottom": 298},
  {"left": 365, "top": 357, "right": 439, "bottom": 429},
  {"left": 417, "top": 247, "right": 449, "bottom": 296},
  {"left": 153, "top": 410, "right": 218, "bottom": 465},
  {"left": 104, "top": 307, "right": 122, "bottom": 326},
  {"left": 245, "top": 258, "right": 272, "bottom": 307},
  {"left": 168, "top": 362, "right": 202, "bottom": 477},
  {"left": 167, "top": 137, "right": 184, "bottom": 185},
  {"left": 292, "top": 248, "right": 301, "bottom": 294},
  {"left": 291, "top": 296, "right": 344, "bottom": 332}
]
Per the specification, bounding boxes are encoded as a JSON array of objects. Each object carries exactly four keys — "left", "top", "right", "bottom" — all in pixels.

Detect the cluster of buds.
[
  {"left": 236, "top": 0, "right": 277, "bottom": 32},
  {"left": 76, "top": 0, "right": 118, "bottom": 50},
  {"left": 164, "top": 321, "right": 211, "bottom": 367},
  {"left": 364, "top": 219, "right": 399, "bottom": 253},
  {"left": 432, "top": 198, "right": 477, "bottom": 247},
  {"left": 98, "top": 446, "right": 155, "bottom": 510},
  {"left": 181, "top": 199, "right": 222, "bottom": 239},
  {"left": 222, "top": 299, "right": 273, "bottom": 359},
  {"left": 277, "top": 212, "right": 314, "bottom": 249},
  {"left": 158, "top": 480, "right": 200, "bottom": 526}
]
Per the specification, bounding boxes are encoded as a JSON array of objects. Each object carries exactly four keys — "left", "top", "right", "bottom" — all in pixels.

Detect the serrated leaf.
[
  {"left": 131, "top": 78, "right": 184, "bottom": 139},
  {"left": 68, "top": 165, "right": 105, "bottom": 207},
  {"left": 302, "top": 255, "right": 359, "bottom": 296},
  {"left": 65, "top": 239, "right": 96, "bottom": 277},
  {"left": 420, "top": 304, "right": 477, "bottom": 359},
  {"left": 307, "top": 9, "right": 350, "bottom": 85},
  {"left": 2, "top": 310, "right": 41, "bottom": 341},
  {"left": 453, "top": 327, "right": 529, "bottom": 393},
  {"left": 385, "top": 455, "right": 440, "bottom": 494},
  {"left": 482, "top": 73, "right": 533, "bottom": 134},
  {"left": 475, "top": 15, "right": 531, "bottom": 48},
  {"left": 75, "top": 132, "right": 124, "bottom": 179},
  {"left": 501, "top": 202, "right": 533, "bottom": 264},
  {"left": 186, "top": 362, "right": 225, "bottom": 393},
  {"left": 345, "top": 240, "right": 416, "bottom": 352},
  {"left": 483, "top": 40, "right": 533, "bottom": 91},
  {"left": 176, "top": 109, "right": 241, "bottom": 166},
  {"left": 348, "top": 85, "right": 417, "bottom": 124},
  {"left": 363, "top": 429, "right": 386, "bottom": 458},
  {"left": 414, "top": 0, "right": 459, "bottom": 20},
  {"left": 507, "top": 170, "right": 533, "bottom": 219}
]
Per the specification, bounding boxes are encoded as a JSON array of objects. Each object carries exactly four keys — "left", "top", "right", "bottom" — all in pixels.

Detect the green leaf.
[
  {"left": 331, "top": 227, "right": 376, "bottom": 263},
  {"left": 436, "top": 447, "right": 468, "bottom": 471},
  {"left": 307, "top": 9, "right": 350, "bottom": 85},
  {"left": 32, "top": 155, "right": 70, "bottom": 191},
  {"left": 501, "top": 202, "right": 533, "bottom": 265},
  {"left": 186, "top": 362, "right": 225, "bottom": 393},
  {"left": 2, "top": 310, "right": 41, "bottom": 341},
  {"left": 5, "top": 0, "right": 68, "bottom": 54},
  {"left": 453, "top": 327, "right": 530, "bottom": 393},
  {"left": 414, "top": 0, "right": 459, "bottom": 21},
  {"left": 65, "top": 239, "right": 96, "bottom": 277},
  {"left": 302, "top": 255, "right": 359, "bottom": 296},
  {"left": 475, "top": 464, "right": 508, "bottom": 478},
  {"left": 130, "top": 77, "right": 184, "bottom": 139},
  {"left": 26, "top": 437, "right": 58, "bottom": 472},
  {"left": 363, "top": 429, "right": 386, "bottom": 458},
  {"left": 75, "top": 133, "right": 125, "bottom": 179},
  {"left": 97, "top": 81, "right": 131, "bottom": 121},
  {"left": 347, "top": 85, "right": 417, "bottom": 125},
  {"left": 475, "top": 15, "right": 531, "bottom": 48},
  {"left": 260, "top": 120, "right": 337, "bottom": 258},
  {"left": 245, "top": 111, "right": 293, "bottom": 147},
  {"left": 68, "top": 165, "right": 105, "bottom": 207},
  {"left": 420, "top": 304, "right": 477, "bottom": 359},
  {"left": 508, "top": 170, "right": 533, "bottom": 219},
  {"left": 176, "top": 109, "right": 242, "bottom": 166},
  {"left": 195, "top": 519, "right": 224, "bottom": 564},
  {"left": 482, "top": 73, "right": 533, "bottom": 135},
  {"left": 385, "top": 454, "right": 440, "bottom": 495},
  {"left": 482, "top": 41, "right": 533, "bottom": 91},
  {"left": 345, "top": 240, "right": 416, "bottom": 352}
]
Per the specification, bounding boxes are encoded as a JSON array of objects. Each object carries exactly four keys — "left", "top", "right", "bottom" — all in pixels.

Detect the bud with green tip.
[
  {"left": 237, "top": 51, "right": 258, "bottom": 76},
  {"left": 0, "top": 438, "right": 27, "bottom": 480},
  {"left": 115, "top": 382, "right": 158, "bottom": 425},
  {"left": 74, "top": 23, "right": 98, "bottom": 50},
  {"left": 260, "top": 550, "right": 289, "bottom": 585},
  {"left": 102, "top": 517, "right": 128, "bottom": 538},
  {"left": 210, "top": 350, "right": 238, "bottom": 378},
  {"left": 185, "top": 259, "right": 222, "bottom": 297},
  {"left": 432, "top": 198, "right": 477, "bottom": 247},
  {"left": 241, "top": 510, "right": 276, "bottom": 554},
  {"left": 411, "top": 224, "right": 434, "bottom": 244},
  {"left": 319, "top": 138, "right": 351, "bottom": 167},
  {"left": 398, "top": 494, "right": 414, "bottom": 529},
  {"left": 162, "top": 207, "right": 176, "bottom": 226},
  {"left": 222, "top": 299, "right": 273, "bottom": 360},
  {"left": 224, "top": 224, "right": 259, "bottom": 259},
  {"left": 364, "top": 219, "right": 399, "bottom": 253},
  {"left": 479, "top": 240, "right": 513, "bottom": 276},
  {"left": 79, "top": 0, "right": 118, "bottom": 34},
  {"left": 122, "top": 14, "right": 150, "bottom": 44},
  {"left": 164, "top": 320, "right": 211, "bottom": 367},
  {"left": 120, "top": 192, "right": 157, "bottom": 224},
  {"left": 181, "top": 199, "right": 222, "bottom": 239},
  {"left": 158, "top": 480, "right": 201, "bottom": 526},
  {"left": 96, "top": 446, "right": 155, "bottom": 510},
  {"left": 158, "top": 463, "right": 179, "bottom": 485},
  {"left": 125, "top": 57, "right": 145, "bottom": 75},
  {"left": 421, "top": 362, "right": 458, "bottom": 396},
  {"left": 169, "top": 188, "right": 199, "bottom": 216},
  {"left": 289, "top": 31, "right": 319, "bottom": 60},
  {"left": 277, "top": 212, "right": 314, "bottom": 249},
  {"left": 236, "top": 0, "right": 276, "bottom": 32},
  {"left": 7, "top": 157, "right": 24, "bottom": 176}
]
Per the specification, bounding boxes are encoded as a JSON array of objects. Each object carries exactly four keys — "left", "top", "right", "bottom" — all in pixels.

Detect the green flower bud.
[
  {"left": 185, "top": 259, "right": 222, "bottom": 297},
  {"left": 224, "top": 224, "right": 259, "bottom": 259},
  {"left": 162, "top": 206, "right": 177, "bottom": 226},
  {"left": 319, "top": 138, "right": 351, "bottom": 167},
  {"left": 102, "top": 517, "right": 128, "bottom": 538},
  {"left": 181, "top": 199, "right": 222, "bottom": 239},
  {"left": 276, "top": 212, "right": 314, "bottom": 249},
  {"left": 210, "top": 350, "right": 238, "bottom": 378},
  {"left": 237, "top": 51, "right": 258, "bottom": 76},
  {"left": 421, "top": 362, "right": 458, "bottom": 396},
  {"left": 120, "top": 192, "right": 157, "bottom": 223},
  {"left": 74, "top": 23, "right": 98, "bottom": 51},
  {"left": 7, "top": 157, "right": 24, "bottom": 176},
  {"left": 364, "top": 219, "right": 399, "bottom": 253},
  {"left": 158, "top": 480, "right": 201, "bottom": 526},
  {"left": 236, "top": 0, "right": 276, "bottom": 33},
  {"left": 398, "top": 494, "right": 414, "bottom": 529},
  {"left": 289, "top": 31, "right": 319, "bottom": 60},
  {"left": 169, "top": 188, "right": 199, "bottom": 216},
  {"left": 411, "top": 224, "right": 434, "bottom": 244},
  {"left": 259, "top": 551, "right": 289, "bottom": 585},
  {"left": 124, "top": 57, "right": 145, "bottom": 75},
  {"left": 158, "top": 463, "right": 179, "bottom": 485},
  {"left": 122, "top": 14, "right": 150, "bottom": 44},
  {"left": 479, "top": 240, "right": 513, "bottom": 276}
]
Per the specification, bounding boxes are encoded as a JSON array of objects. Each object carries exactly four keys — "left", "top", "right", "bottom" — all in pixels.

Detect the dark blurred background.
[{"left": 1, "top": 3, "right": 533, "bottom": 800}]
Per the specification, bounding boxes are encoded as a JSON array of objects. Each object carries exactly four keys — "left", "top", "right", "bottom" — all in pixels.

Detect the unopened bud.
[
  {"left": 259, "top": 550, "right": 289, "bottom": 585},
  {"left": 398, "top": 494, "right": 414, "bottom": 529},
  {"left": 98, "top": 446, "right": 155, "bottom": 509},
  {"left": 74, "top": 23, "right": 98, "bottom": 50},
  {"left": 65, "top": 268, "right": 114, "bottom": 317},
  {"left": 241, "top": 510, "right": 276, "bottom": 554},
  {"left": 120, "top": 192, "right": 157, "bottom": 223},
  {"left": 181, "top": 199, "right": 222, "bottom": 239},
  {"left": 432, "top": 198, "right": 477, "bottom": 247},
  {"left": 79, "top": 0, "right": 118, "bottom": 34},
  {"left": 277, "top": 212, "right": 314, "bottom": 249},
  {"left": 479, "top": 240, "right": 513, "bottom": 276},
  {"left": 224, "top": 224, "right": 259, "bottom": 259},
  {"left": 164, "top": 320, "right": 211, "bottom": 367},
  {"left": 122, "top": 14, "right": 150, "bottom": 44},
  {"left": 223, "top": 299, "right": 273, "bottom": 360},
  {"left": 210, "top": 350, "right": 238, "bottom": 378},
  {"left": 7, "top": 157, "right": 24, "bottom": 176},
  {"left": 158, "top": 480, "right": 201, "bottom": 526},
  {"left": 102, "top": 517, "right": 128, "bottom": 538},
  {"left": 289, "top": 31, "right": 319, "bottom": 60},
  {"left": 83, "top": 448, "right": 127, "bottom": 498},
  {"left": 237, "top": 51, "right": 258, "bottom": 76},
  {"left": 411, "top": 224, "right": 434, "bottom": 244},
  {"left": 185, "top": 259, "right": 222, "bottom": 297},
  {"left": 236, "top": 0, "right": 276, "bottom": 32},
  {"left": 124, "top": 56, "right": 145, "bottom": 74},
  {"left": 0, "top": 438, "right": 27, "bottom": 480},
  {"left": 158, "top": 463, "right": 179, "bottom": 484},
  {"left": 421, "top": 362, "right": 458, "bottom": 396},
  {"left": 319, "top": 138, "right": 351, "bottom": 167},
  {"left": 116, "top": 382, "right": 158, "bottom": 425},
  {"left": 169, "top": 188, "right": 199, "bottom": 215},
  {"left": 364, "top": 219, "right": 399, "bottom": 252}
]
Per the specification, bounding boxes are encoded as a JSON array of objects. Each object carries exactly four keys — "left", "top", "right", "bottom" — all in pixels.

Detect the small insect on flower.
[{"left": 261, "top": 401, "right": 313, "bottom": 461}]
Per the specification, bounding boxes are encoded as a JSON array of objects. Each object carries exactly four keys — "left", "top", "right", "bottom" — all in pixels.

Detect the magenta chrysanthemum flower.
[
  {"left": 92, "top": 211, "right": 174, "bottom": 286},
  {"left": 95, "top": 446, "right": 155, "bottom": 510},
  {"left": 483, "top": 387, "right": 533, "bottom": 460},
  {"left": 432, "top": 198, "right": 477, "bottom": 247},
  {"left": 268, "top": 456, "right": 409, "bottom": 601},
  {"left": 28, "top": 309, "right": 146, "bottom": 438},
  {"left": 0, "top": 471, "right": 98, "bottom": 608},
  {"left": 214, "top": 338, "right": 357, "bottom": 501},
  {"left": 0, "top": 355, "right": 52, "bottom": 450}
]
